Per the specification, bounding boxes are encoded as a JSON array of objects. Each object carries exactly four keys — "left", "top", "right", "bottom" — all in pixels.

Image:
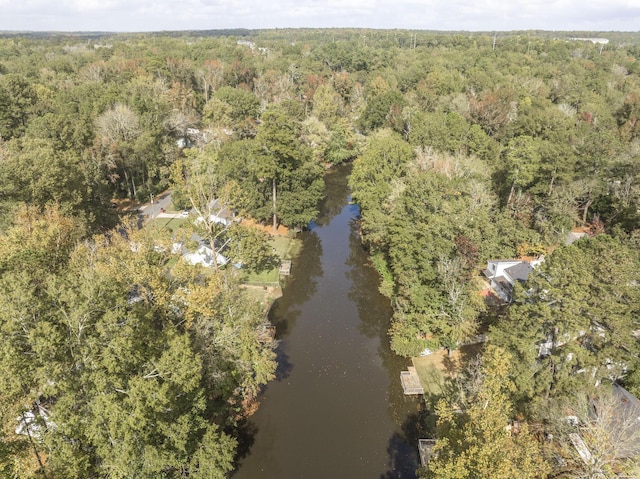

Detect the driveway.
[{"left": 139, "top": 191, "right": 173, "bottom": 220}]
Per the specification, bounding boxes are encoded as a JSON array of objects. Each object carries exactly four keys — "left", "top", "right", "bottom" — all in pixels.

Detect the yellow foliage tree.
[{"left": 424, "top": 346, "right": 550, "bottom": 479}]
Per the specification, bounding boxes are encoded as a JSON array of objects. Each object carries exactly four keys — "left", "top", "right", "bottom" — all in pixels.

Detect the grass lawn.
[
  {"left": 242, "top": 265, "right": 279, "bottom": 284},
  {"left": 147, "top": 217, "right": 188, "bottom": 233},
  {"left": 238, "top": 234, "right": 301, "bottom": 310},
  {"left": 412, "top": 353, "right": 447, "bottom": 398},
  {"left": 241, "top": 234, "right": 301, "bottom": 285},
  {"left": 242, "top": 284, "right": 283, "bottom": 311},
  {"left": 272, "top": 234, "right": 300, "bottom": 260},
  {"left": 142, "top": 213, "right": 302, "bottom": 309},
  {"left": 412, "top": 343, "right": 484, "bottom": 401}
]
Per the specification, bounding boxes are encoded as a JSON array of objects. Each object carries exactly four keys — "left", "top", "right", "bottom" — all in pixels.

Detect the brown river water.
[{"left": 233, "top": 164, "right": 422, "bottom": 479}]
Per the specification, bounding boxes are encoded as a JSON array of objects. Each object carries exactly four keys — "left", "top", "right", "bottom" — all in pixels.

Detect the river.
[{"left": 233, "top": 164, "right": 421, "bottom": 479}]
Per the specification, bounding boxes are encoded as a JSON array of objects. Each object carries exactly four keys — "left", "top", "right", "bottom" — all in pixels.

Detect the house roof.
[
  {"left": 610, "top": 384, "right": 640, "bottom": 458},
  {"left": 613, "top": 384, "right": 640, "bottom": 419},
  {"left": 492, "top": 276, "right": 514, "bottom": 297},
  {"left": 208, "top": 198, "right": 234, "bottom": 219},
  {"left": 565, "top": 231, "right": 588, "bottom": 246},
  {"left": 487, "top": 259, "right": 523, "bottom": 265},
  {"left": 504, "top": 261, "right": 533, "bottom": 282}
]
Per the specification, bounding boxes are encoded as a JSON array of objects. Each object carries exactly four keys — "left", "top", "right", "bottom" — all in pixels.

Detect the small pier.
[
  {"left": 256, "top": 324, "right": 276, "bottom": 342},
  {"left": 418, "top": 439, "right": 436, "bottom": 466},
  {"left": 279, "top": 260, "right": 292, "bottom": 276},
  {"left": 400, "top": 366, "right": 424, "bottom": 395}
]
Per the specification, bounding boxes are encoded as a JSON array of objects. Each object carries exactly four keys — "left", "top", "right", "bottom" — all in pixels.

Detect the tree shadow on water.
[
  {"left": 345, "top": 217, "right": 393, "bottom": 340},
  {"left": 314, "top": 163, "right": 352, "bottom": 227},
  {"left": 379, "top": 408, "right": 432, "bottom": 479},
  {"left": 380, "top": 434, "right": 419, "bottom": 479},
  {"left": 268, "top": 297, "right": 301, "bottom": 339},
  {"left": 267, "top": 230, "right": 323, "bottom": 338},
  {"left": 230, "top": 418, "right": 258, "bottom": 472},
  {"left": 273, "top": 341, "right": 293, "bottom": 381}
]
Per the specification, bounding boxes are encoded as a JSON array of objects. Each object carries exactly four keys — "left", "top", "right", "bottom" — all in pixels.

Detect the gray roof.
[
  {"left": 504, "top": 261, "right": 533, "bottom": 282},
  {"left": 565, "top": 231, "right": 587, "bottom": 246},
  {"left": 611, "top": 384, "right": 640, "bottom": 458},
  {"left": 613, "top": 384, "right": 640, "bottom": 417}
]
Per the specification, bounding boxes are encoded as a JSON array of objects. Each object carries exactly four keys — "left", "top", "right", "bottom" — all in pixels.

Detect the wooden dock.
[
  {"left": 256, "top": 324, "right": 276, "bottom": 342},
  {"left": 400, "top": 366, "right": 424, "bottom": 395},
  {"left": 418, "top": 439, "right": 436, "bottom": 466},
  {"left": 279, "top": 260, "right": 291, "bottom": 276}
]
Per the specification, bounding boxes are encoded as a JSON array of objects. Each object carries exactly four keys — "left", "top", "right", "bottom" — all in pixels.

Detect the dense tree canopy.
[
  {"left": 1, "top": 28, "right": 640, "bottom": 478},
  {"left": 425, "top": 346, "right": 549, "bottom": 479},
  {"left": 492, "top": 235, "right": 640, "bottom": 406},
  {"left": 0, "top": 206, "right": 275, "bottom": 478}
]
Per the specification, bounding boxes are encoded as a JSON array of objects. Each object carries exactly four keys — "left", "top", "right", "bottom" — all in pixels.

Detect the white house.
[
  {"left": 176, "top": 128, "right": 204, "bottom": 149},
  {"left": 172, "top": 242, "right": 229, "bottom": 268},
  {"left": 183, "top": 245, "right": 229, "bottom": 268},
  {"left": 15, "top": 403, "right": 54, "bottom": 438},
  {"left": 195, "top": 198, "right": 235, "bottom": 227},
  {"left": 176, "top": 137, "right": 193, "bottom": 149},
  {"left": 565, "top": 230, "right": 587, "bottom": 245},
  {"left": 569, "top": 37, "right": 609, "bottom": 45},
  {"left": 483, "top": 256, "right": 544, "bottom": 302}
]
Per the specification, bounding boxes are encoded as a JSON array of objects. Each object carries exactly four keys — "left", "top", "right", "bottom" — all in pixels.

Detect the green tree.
[
  {"left": 204, "top": 86, "right": 260, "bottom": 136},
  {"left": 254, "top": 103, "right": 324, "bottom": 232},
  {"left": 502, "top": 135, "right": 542, "bottom": 204},
  {"left": 0, "top": 74, "right": 36, "bottom": 139},
  {"left": 311, "top": 83, "right": 344, "bottom": 124},
  {"left": 541, "top": 390, "right": 640, "bottom": 478},
  {"left": 0, "top": 137, "right": 95, "bottom": 225},
  {"left": 424, "top": 346, "right": 549, "bottom": 479},
  {"left": 358, "top": 90, "right": 407, "bottom": 133},
  {"left": 95, "top": 102, "right": 142, "bottom": 199},
  {"left": 216, "top": 138, "right": 269, "bottom": 219},
  {"left": 170, "top": 146, "right": 277, "bottom": 274},
  {"left": 326, "top": 118, "right": 360, "bottom": 165},
  {"left": 0, "top": 207, "right": 274, "bottom": 477},
  {"left": 385, "top": 170, "right": 485, "bottom": 356},
  {"left": 467, "top": 86, "right": 517, "bottom": 138},
  {"left": 349, "top": 129, "right": 414, "bottom": 247},
  {"left": 492, "top": 235, "right": 640, "bottom": 405}
]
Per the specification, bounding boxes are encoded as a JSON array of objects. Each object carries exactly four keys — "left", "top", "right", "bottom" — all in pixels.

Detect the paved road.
[
  {"left": 139, "top": 191, "right": 174, "bottom": 220},
  {"left": 156, "top": 212, "right": 185, "bottom": 219}
]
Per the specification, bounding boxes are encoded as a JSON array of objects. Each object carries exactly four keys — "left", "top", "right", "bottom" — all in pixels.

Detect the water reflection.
[
  {"left": 233, "top": 164, "right": 419, "bottom": 479},
  {"left": 345, "top": 203, "right": 422, "bottom": 478},
  {"left": 269, "top": 230, "right": 323, "bottom": 339},
  {"left": 314, "top": 165, "right": 351, "bottom": 227},
  {"left": 346, "top": 216, "right": 390, "bottom": 341}
]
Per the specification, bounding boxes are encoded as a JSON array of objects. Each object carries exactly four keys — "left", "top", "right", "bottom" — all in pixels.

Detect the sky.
[{"left": 0, "top": 0, "right": 639, "bottom": 33}]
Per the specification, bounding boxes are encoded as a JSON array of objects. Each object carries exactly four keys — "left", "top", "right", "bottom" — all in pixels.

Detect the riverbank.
[
  {"left": 239, "top": 231, "right": 302, "bottom": 311},
  {"left": 233, "top": 163, "right": 420, "bottom": 479},
  {"left": 411, "top": 343, "right": 483, "bottom": 401}
]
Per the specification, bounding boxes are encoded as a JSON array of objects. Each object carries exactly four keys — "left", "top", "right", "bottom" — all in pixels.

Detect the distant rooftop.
[
  {"left": 569, "top": 37, "right": 609, "bottom": 45},
  {"left": 504, "top": 261, "right": 533, "bottom": 282},
  {"left": 565, "top": 230, "right": 588, "bottom": 246}
]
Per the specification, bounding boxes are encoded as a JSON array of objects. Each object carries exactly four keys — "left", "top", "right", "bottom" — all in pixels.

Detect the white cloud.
[
  {"left": 0, "top": 0, "right": 638, "bottom": 32},
  {"left": 67, "top": 0, "right": 124, "bottom": 11}
]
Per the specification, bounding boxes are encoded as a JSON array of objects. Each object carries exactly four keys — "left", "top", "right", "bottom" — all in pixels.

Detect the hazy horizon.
[{"left": 0, "top": 0, "right": 638, "bottom": 34}]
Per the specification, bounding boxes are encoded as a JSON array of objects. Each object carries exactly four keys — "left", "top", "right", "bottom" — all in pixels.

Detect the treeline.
[
  {"left": 0, "top": 206, "right": 276, "bottom": 476},
  {"left": 347, "top": 31, "right": 640, "bottom": 354},
  {"left": 0, "top": 32, "right": 333, "bottom": 477},
  {"left": 342, "top": 31, "right": 640, "bottom": 478},
  {"left": 1, "top": 29, "right": 640, "bottom": 477}
]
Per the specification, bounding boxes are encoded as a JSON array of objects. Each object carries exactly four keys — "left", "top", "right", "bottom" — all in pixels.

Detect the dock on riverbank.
[
  {"left": 418, "top": 439, "right": 436, "bottom": 466},
  {"left": 400, "top": 366, "right": 425, "bottom": 395},
  {"left": 279, "top": 260, "right": 292, "bottom": 276}
]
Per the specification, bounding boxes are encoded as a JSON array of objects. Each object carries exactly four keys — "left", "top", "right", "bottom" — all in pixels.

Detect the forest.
[{"left": 1, "top": 28, "right": 640, "bottom": 477}]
